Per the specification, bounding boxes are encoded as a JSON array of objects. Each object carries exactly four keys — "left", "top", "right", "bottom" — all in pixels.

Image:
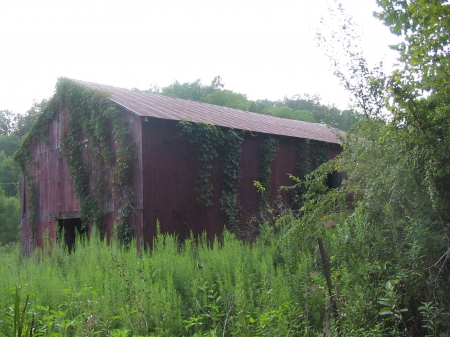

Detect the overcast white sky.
[{"left": 0, "top": 0, "right": 400, "bottom": 114}]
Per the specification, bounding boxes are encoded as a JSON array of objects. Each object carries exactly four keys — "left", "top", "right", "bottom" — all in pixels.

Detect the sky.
[{"left": 0, "top": 0, "right": 400, "bottom": 114}]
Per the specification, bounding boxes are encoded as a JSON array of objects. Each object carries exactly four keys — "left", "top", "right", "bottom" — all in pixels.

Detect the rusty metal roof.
[{"left": 74, "top": 80, "right": 342, "bottom": 144}]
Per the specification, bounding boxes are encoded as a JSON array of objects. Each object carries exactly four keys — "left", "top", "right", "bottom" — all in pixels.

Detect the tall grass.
[
  {"left": 3, "top": 209, "right": 447, "bottom": 336},
  {"left": 0, "top": 223, "right": 322, "bottom": 336}
]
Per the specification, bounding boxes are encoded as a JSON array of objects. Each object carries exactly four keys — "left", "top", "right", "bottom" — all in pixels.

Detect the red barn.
[{"left": 16, "top": 78, "right": 342, "bottom": 253}]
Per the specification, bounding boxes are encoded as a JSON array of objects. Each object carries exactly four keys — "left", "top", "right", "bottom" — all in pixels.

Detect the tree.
[
  {"left": 0, "top": 184, "right": 20, "bottom": 245},
  {"left": 248, "top": 99, "right": 278, "bottom": 114},
  {"left": 375, "top": 0, "right": 450, "bottom": 89},
  {"left": 289, "top": 1, "right": 450, "bottom": 333},
  {"left": 0, "top": 110, "right": 16, "bottom": 136},
  {"left": 14, "top": 99, "right": 47, "bottom": 139},
  {"left": 160, "top": 76, "right": 224, "bottom": 102},
  {"left": 0, "top": 151, "right": 19, "bottom": 197},
  {"left": 0, "top": 135, "right": 21, "bottom": 157},
  {"left": 261, "top": 106, "right": 316, "bottom": 123},
  {"left": 203, "top": 89, "right": 250, "bottom": 111},
  {"left": 145, "top": 76, "right": 356, "bottom": 130},
  {"left": 372, "top": 0, "right": 450, "bottom": 223}
]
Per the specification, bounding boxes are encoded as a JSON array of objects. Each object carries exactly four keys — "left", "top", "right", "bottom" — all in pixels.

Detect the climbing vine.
[
  {"left": 284, "top": 138, "right": 312, "bottom": 210},
  {"left": 220, "top": 129, "right": 244, "bottom": 228},
  {"left": 310, "top": 140, "right": 329, "bottom": 169},
  {"left": 297, "top": 138, "right": 312, "bottom": 178},
  {"left": 14, "top": 78, "right": 134, "bottom": 247},
  {"left": 177, "top": 121, "right": 223, "bottom": 208},
  {"left": 15, "top": 94, "right": 61, "bottom": 239},
  {"left": 256, "top": 136, "right": 279, "bottom": 207},
  {"left": 177, "top": 122, "right": 244, "bottom": 226},
  {"left": 62, "top": 115, "right": 104, "bottom": 230},
  {"left": 284, "top": 139, "right": 330, "bottom": 211}
]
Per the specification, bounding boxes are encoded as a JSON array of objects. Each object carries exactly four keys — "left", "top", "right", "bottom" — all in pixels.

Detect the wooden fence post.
[{"left": 317, "top": 237, "right": 340, "bottom": 336}]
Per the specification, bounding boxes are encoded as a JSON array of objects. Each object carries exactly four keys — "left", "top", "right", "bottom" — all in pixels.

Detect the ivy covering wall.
[
  {"left": 177, "top": 122, "right": 244, "bottom": 228},
  {"left": 286, "top": 139, "right": 330, "bottom": 211},
  {"left": 177, "top": 123, "right": 332, "bottom": 229},
  {"left": 14, "top": 78, "right": 134, "bottom": 247}
]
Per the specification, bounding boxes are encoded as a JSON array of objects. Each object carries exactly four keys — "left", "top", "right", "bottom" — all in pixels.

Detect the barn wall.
[
  {"left": 119, "top": 108, "right": 144, "bottom": 242},
  {"left": 21, "top": 106, "right": 143, "bottom": 252},
  {"left": 141, "top": 119, "right": 226, "bottom": 245},
  {"left": 141, "top": 119, "right": 341, "bottom": 244},
  {"left": 21, "top": 101, "right": 341, "bottom": 252}
]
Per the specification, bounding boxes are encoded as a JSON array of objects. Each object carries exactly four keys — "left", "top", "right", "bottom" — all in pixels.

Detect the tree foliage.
[
  {"left": 159, "top": 76, "right": 224, "bottom": 101},
  {"left": 204, "top": 89, "right": 250, "bottom": 110},
  {"left": 261, "top": 106, "right": 315, "bottom": 123},
  {"left": 375, "top": 0, "right": 450, "bottom": 223},
  {"left": 146, "top": 77, "right": 358, "bottom": 131},
  {"left": 292, "top": 1, "right": 450, "bottom": 334},
  {"left": 0, "top": 184, "right": 19, "bottom": 245},
  {"left": 15, "top": 100, "right": 46, "bottom": 139},
  {"left": 0, "top": 110, "right": 16, "bottom": 136},
  {"left": 0, "top": 102, "right": 44, "bottom": 244}
]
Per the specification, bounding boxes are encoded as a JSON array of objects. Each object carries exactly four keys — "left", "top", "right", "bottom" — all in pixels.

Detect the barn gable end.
[{"left": 16, "top": 78, "right": 342, "bottom": 253}]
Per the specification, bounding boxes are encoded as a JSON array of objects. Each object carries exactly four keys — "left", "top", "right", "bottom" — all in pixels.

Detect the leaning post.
[{"left": 317, "top": 237, "right": 340, "bottom": 336}]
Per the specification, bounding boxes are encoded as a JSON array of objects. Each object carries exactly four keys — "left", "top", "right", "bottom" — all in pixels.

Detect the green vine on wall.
[
  {"left": 15, "top": 98, "right": 61, "bottom": 239},
  {"left": 256, "top": 137, "right": 279, "bottom": 207},
  {"left": 14, "top": 78, "right": 134, "bottom": 247},
  {"left": 177, "top": 122, "right": 244, "bottom": 226},
  {"left": 284, "top": 139, "right": 330, "bottom": 211},
  {"left": 177, "top": 121, "right": 223, "bottom": 208},
  {"left": 62, "top": 116, "right": 104, "bottom": 230},
  {"left": 220, "top": 129, "right": 244, "bottom": 228},
  {"left": 283, "top": 139, "right": 312, "bottom": 210},
  {"left": 297, "top": 138, "right": 312, "bottom": 178},
  {"left": 310, "top": 140, "right": 329, "bottom": 169}
]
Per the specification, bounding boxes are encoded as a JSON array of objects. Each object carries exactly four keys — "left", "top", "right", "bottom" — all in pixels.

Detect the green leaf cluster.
[{"left": 0, "top": 185, "right": 20, "bottom": 245}]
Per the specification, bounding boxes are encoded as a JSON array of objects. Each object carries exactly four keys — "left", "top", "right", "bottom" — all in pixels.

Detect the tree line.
[
  {"left": 0, "top": 101, "right": 44, "bottom": 244},
  {"left": 135, "top": 76, "right": 358, "bottom": 131}
]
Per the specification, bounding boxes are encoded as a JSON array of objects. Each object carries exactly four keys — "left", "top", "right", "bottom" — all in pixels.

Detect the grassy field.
[
  {"left": 2, "top": 211, "right": 449, "bottom": 336},
  {"left": 0, "top": 221, "right": 330, "bottom": 337}
]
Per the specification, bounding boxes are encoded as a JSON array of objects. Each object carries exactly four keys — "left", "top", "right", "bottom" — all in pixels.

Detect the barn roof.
[{"left": 74, "top": 80, "right": 342, "bottom": 144}]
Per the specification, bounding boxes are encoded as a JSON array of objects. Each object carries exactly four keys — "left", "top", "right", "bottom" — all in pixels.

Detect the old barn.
[{"left": 16, "top": 78, "right": 342, "bottom": 253}]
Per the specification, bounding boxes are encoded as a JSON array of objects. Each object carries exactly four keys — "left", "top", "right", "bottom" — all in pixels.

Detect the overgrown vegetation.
[
  {"left": 0, "top": 218, "right": 411, "bottom": 337},
  {"left": 307, "top": 0, "right": 450, "bottom": 335},
  {"left": 177, "top": 122, "right": 224, "bottom": 208},
  {"left": 2, "top": 1, "right": 450, "bottom": 335},
  {"left": 14, "top": 79, "right": 134, "bottom": 246},
  {"left": 255, "top": 137, "right": 279, "bottom": 208},
  {"left": 177, "top": 122, "right": 244, "bottom": 230},
  {"left": 220, "top": 129, "right": 244, "bottom": 229}
]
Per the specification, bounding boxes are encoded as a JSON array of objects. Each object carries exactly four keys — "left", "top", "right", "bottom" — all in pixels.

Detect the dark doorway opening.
[{"left": 57, "top": 218, "right": 87, "bottom": 253}]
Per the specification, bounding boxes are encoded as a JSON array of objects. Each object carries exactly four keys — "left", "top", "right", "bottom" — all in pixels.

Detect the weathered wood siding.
[
  {"left": 21, "top": 107, "right": 143, "bottom": 253},
  {"left": 21, "top": 102, "right": 341, "bottom": 252},
  {"left": 141, "top": 118, "right": 341, "bottom": 245}
]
